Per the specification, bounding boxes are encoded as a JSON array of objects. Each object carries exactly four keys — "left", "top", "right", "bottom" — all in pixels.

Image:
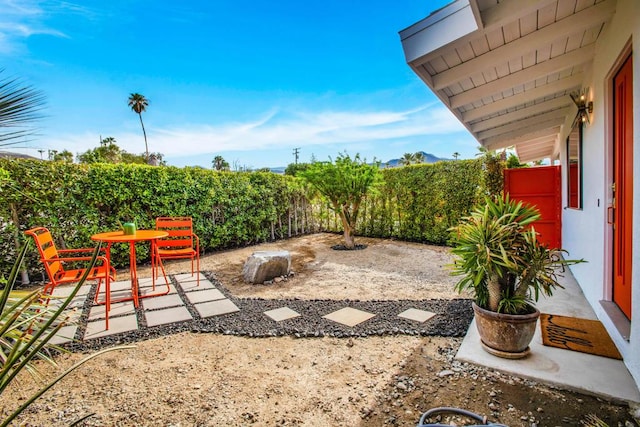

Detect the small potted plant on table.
[{"left": 450, "top": 195, "right": 584, "bottom": 359}]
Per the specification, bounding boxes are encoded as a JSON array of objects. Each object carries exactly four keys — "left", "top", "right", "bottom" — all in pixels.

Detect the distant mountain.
[
  {"left": 269, "top": 166, "right": 286, "bottom": 174},
  {"left": 383, "top": 151, "right": 449, "bottom": 167},
  {"left": 269, "top": 151, "right": 450, "bottom": 173}
]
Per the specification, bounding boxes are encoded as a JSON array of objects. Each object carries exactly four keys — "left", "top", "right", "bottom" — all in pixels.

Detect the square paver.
[
  {"left": 106, "top": 280, "right": 133, "bottom": 292},
  {"left": 84, "top": 314, "right": 138, "bottom": 340},
  {"left": 145, "top": 306, "right": 193, "bottom": 327},
  {"left": 88, "top": 301, "right": 136, "bottom": 321},
  {"left": 137, "top": 277, "right": 155, "bottom": 288},
  {"left": 96, "top": 289, "right": 134, "bottom": 303},
  {"left": 398, "top": 308, "right": 437, "bottom": 323},
  {"left": 323, "top": 307, "right": 376, "bottom": 327},
  {"left": 184, "top": 289, "right": 226, "bottom": 304},
  {"left": 194, "top": 299, "right": 240, "bottom": 318},
  {"left": 51, "top": 283, "right": 92, "bottom": 297},
  {"left": 48, "top": 295, "right": 87, "bottom": 310},
  {"left": 174, "top": 272, "right": 202, "bottom": 283},
  {"left": 139, "top": 283, "right": 177, "bottom": 296},
  {"left": 49, "top": 324, "right": 78, "bottom": 345},
  {"left": 264, "top": 307, "right": 300, "bottom": 322},
  {"left": 179, "top": 279, "right": 215, "bottom": 292},
  {"left": 142, "top": 293, "right": 184, "bottom": 311}
]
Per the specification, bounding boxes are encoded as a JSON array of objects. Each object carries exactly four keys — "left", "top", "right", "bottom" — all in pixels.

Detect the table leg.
[
  {"left": 95, "top": 242, "right": 113, "bottom": 307},
  {"left": 138, "top": 239, "right": 171, "bottom": 300},
  {"left": 129, "top": 241, "right": 140, "bottom": 307}
]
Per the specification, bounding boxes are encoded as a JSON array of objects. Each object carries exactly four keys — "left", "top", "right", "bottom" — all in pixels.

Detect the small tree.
[
  {"left": 399, "top": 152, "right": 415, "bottom": 166},
  {"left": 301, "top": 153, "right": 380, "bottom": 249},
  {"left": 212, "top": 155, "right": 230, "bottom": 171}
]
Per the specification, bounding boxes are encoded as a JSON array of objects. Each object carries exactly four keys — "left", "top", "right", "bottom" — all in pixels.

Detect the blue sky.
[{"left": 0, "top": 0, "right": 479, "bottom": 168}]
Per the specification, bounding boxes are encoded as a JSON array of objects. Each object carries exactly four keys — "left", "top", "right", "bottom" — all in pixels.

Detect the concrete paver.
[
  {"left": 139, "top": 283, "right": 177, "bottom": 296},
  {"left": 88, "top": 301, "right": 135, "bottom": 321},
  {"left": 194, "top": 299, "right": 240, "bottom": 318},
  {"left": 51, "top": 284, "right": 92, "bottom": 297},
  {"left": 264, "top": 307, "right": 300, "bottom": 322},
  {"left": 184, "top": 288, "right": 226, "bottom": 304},
  {"left": 49, "top": 295, "right": 87, "bottom": 309},
  {"left": 84, "top": 314, "right": 138, "bottom": 340},
  {"left": 179, "top": 278, "right": 215, "bottom": 291},
  {"left": 145, "top": 306, "right": 193, "bottom": 327},
  {"left": 323, "top": 307, "right": 375, "bottom": 327},
  {"left": 398, "top": 308, "right": 436, "bottom": 323},
  {"left": 142, "top": 293, "right": 184, "bottom": 310},
  {"left": 96, "top": 289, "right": 133, "bottom": 303},
  {"left": 106, "top": 280, "right": 133, "bottom": 292},
  {"left": 174, "top": 273, "right": 200, "bottom": 283},
  {"left": 50, "top": 324, "right": 78, "bottom": 345}
]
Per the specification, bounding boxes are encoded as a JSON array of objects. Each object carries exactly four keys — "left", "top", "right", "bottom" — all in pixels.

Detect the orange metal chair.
[
  {"left": 25, "top": 227, "right": 117, "bottom": 329},
  {"left": 154, "top": 217, "right": 200, "bottom": 285}
]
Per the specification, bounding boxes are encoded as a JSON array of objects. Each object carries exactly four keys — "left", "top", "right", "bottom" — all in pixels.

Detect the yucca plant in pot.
[{"left": 450, "top": 195, "right": 584, "bottom": 359}]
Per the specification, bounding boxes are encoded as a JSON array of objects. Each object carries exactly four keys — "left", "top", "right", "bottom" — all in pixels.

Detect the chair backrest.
[
  {"left": 155, "top": 217, "right": 194, "bottom": 250},
  {"left": 24, "top": 227, "right": 63, "bottom": 280}
]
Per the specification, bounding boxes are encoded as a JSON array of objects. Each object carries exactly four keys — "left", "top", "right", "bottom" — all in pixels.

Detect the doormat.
[{"left": 540, "top": 314, "right": 622, "bottom": 360}]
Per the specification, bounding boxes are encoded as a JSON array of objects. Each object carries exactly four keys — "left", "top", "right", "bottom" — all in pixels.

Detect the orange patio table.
[{"left": 91, "top": 229, "right": 170, "bottom": 308}]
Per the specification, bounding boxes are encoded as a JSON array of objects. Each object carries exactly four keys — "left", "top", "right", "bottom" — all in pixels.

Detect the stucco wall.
[{"left": 561, "top": 0, "right": 640, "bottom": 388}]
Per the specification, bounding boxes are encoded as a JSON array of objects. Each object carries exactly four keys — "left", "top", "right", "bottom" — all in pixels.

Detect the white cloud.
[
  {"left": 0, "top": 0, "right": 71, "bottom": 53},
  {"left": 43, "top": 104, "right": 467, "bottom": 158}
]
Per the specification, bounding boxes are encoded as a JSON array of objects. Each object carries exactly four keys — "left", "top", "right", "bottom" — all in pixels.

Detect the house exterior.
[{"left": 400, "top": 0, "right": 639, "bottom": 390}]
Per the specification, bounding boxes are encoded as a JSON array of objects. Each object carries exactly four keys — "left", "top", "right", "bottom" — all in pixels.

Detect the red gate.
[{"left": 503, "top": 165, "right": 562, "bottom": 249}]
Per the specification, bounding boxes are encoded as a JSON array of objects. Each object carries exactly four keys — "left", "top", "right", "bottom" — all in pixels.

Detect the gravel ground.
[
  {"left": 4, "top": 234, "right": 638, "bottom": 426},
  {"left": 67, "top": 271, "right": 473, "bottom": 352}
]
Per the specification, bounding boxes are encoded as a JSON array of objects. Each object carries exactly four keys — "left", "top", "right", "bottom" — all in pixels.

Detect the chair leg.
[
  {"left": 196, "top": 255, "right": 200, "bottom": 286},
  {"left": 104, "top": 277, "right": 110, "bottom": 330}
]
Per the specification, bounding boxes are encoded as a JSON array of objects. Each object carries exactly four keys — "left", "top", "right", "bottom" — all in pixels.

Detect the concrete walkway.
[
  {"left": 47, "top": 272, "right": 445, "bottom": 343},
  {"left": 456, "top": 268, "right": 640, "bottom": 404}
]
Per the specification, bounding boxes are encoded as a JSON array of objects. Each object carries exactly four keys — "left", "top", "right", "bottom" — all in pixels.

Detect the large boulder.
[{"left": 242, "top": 250, "right": 291, "bottom": 284}]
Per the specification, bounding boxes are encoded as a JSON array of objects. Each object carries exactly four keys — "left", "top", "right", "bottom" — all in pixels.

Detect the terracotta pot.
[{"left": 472, "top": 302, "right": 540, "bottom": 359}]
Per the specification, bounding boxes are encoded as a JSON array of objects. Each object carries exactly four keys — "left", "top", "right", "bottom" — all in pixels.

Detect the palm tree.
[
  {"left": 399, "top": 153, "right": 415, "bottom": 166},
  {"left": 212, "top": 155, "right": 230, "bottom": 171},
  {"left": 453, "top": 152, "right": 460, "bottom": 160},
  {"left": 127, "top": 93, "right": 149, "bottom": 163},
  {"left": 0, "top": 70, "right": 45, "bottom": 146},
  {"left": 414, "top": 152, "right": 424, "bottom": 164}
]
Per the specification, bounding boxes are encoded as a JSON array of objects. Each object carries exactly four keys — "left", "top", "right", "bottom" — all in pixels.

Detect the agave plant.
[
  {"left": 450, "top": 195, "right": 584, "bottom": 314},
  {"left": 1, "top": 240, "right": 133, "bottom": 426}
]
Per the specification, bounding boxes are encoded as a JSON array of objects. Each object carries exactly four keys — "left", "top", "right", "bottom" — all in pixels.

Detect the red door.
[
  {"left": 612, "top": 54, "right": 633, "bottom": 320},
  {"left": 503, "top": 165, "right": 561, "bottom": 249}
]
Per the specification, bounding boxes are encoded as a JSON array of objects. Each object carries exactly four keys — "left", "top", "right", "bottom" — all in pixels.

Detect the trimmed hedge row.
[
  {"left": 0, "top": 160, "right": 310, "bottom": 279},
  {"left": 0, "top": 158, "right": 490, "bottom": 284},
  {"left": 335, "top": 159, "right": 484, "bottom": 244}
]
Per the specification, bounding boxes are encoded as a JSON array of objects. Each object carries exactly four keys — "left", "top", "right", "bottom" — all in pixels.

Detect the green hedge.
[
  {"left": 0, "top": 159, "right": 310, "bottom": 279},
  {"left": 337, "top": 159, "right": 484, "bottom": 244},
  {"left": 0, "top": 158, "right": 489, "bottom": 285}
]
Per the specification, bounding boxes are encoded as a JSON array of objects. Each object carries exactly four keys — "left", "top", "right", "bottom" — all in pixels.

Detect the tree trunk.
[
  {"left": 343, "top": 226, "right": 355, "bottom": 249},
  {"left": 487, "top": 273, "right": 501, "bottom": 312},
  {"left": 138, "top": 112, "right": 149, "bottom": 163},
  {"left": 338, "top": 211, "right": 355, "bottom": 249},
  {"left": 10, "top": 203, "right": 29, "bottom": 285}
]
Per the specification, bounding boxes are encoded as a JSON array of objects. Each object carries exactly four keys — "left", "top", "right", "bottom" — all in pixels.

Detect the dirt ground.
[{"left": 3, "top": 233, "right": 638, "bottom": 426}]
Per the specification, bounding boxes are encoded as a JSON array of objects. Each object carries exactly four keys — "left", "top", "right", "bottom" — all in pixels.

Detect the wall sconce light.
[{"left": 570, "top": 88, "right": 593, "bottom": 128}]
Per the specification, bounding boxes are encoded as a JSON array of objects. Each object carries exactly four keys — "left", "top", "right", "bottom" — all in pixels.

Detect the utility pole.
[{"left": 293, "top": 147, "right": 300, "bottom": 164}]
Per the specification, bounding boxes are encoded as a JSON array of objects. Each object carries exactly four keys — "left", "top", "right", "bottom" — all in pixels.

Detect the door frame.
[{"left": 604, "top": 41, "right": 633, "bottom": 307}]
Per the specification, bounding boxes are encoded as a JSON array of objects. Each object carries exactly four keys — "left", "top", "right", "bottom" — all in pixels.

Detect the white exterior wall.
[{"left": 561, "top": 0, "right": 640, "bottom": 387}]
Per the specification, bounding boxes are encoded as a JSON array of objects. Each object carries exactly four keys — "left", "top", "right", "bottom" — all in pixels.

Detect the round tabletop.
[{"left": 91, "top": 230, "right": 169, "bottom": 242}]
